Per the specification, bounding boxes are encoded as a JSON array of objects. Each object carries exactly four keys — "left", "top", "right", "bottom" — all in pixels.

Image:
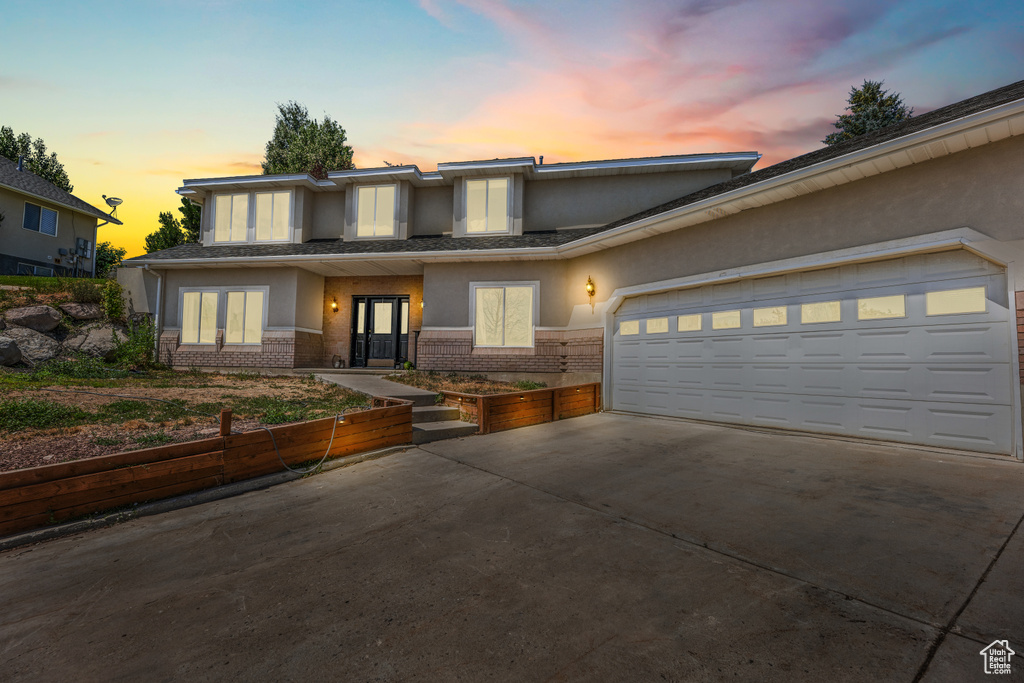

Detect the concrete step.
[
  {"left": 412, "top": 420, "right": 479, "bottom": 444},
  {"left": 394, "top": 392, "right": 442, "bottom": 408},
  {"left": 412, "top": 405, "right": 461, "bottom": 424}
]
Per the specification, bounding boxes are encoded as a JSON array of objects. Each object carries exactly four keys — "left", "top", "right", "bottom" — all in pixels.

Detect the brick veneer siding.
[
  {"left": 1018, "top": 291, "right": 1024, "bottom": 382},
  {"left": 321, "top": 275, "right": 424, "bottom": 366},
  {"left": 417, "top": 328, "right": 603, "bottom": 374},
  {"left": 159, "top": 329, "right": 323, "bottom": 368}
]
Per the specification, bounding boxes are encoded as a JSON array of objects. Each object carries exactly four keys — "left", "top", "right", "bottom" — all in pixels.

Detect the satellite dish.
[{"left": 103, "top": 195, "right": 123, "bottom": 208}]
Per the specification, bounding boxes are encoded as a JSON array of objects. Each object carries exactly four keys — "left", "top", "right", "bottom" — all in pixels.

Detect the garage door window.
[
  {"left": 858, "top": 294, "right": 905, "bottom": 320},
  {"left": 926, "top": 287, "right": 986, "bottom": 316},
  {"left": 677, "top": 314, "right": 701, "bottom": 332},
  {"left": 753, "top": 306, "right": 787, "bottom": 327},
  {"left": 646, "top": 317, "right": 669, "bottom": 334},
  {"left": 620, "top": 320, "right": 639, "bottom": 336},
  {"left": 801, "top": 301, "right": 841, "bottom": 324},
  {"left": 712, "top": 310, "right": 741, "bottom": 330}
]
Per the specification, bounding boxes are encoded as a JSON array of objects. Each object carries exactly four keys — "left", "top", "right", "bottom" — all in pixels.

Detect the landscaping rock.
[
  {"left": 4, "top": 305, "right": 62, "bottom": 332},
  {"left": 63, "top": 323, "right": 128, "bottom": 362},
  {"left": 59, "top": 302, "right": 103, "bottom": 321},
  {"left": 2, "top": 327, "right": 61, "bottom": 365},
  {"left": 0, "top": 335, "right": 21, "bottom": 366},
  {"left": 0, "top": 317, "right": 5, "bottom": 330}
]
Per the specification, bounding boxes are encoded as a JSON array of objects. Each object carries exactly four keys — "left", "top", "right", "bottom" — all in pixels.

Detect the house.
[
  {"left": 121, "top": 79, "right": 1024, "bottom": 459},
  {"left": 0, "top": 156, "right": 121, "bottom": 276}
]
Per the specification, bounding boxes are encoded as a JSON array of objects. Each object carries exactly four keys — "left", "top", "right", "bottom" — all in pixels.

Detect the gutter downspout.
[{"left": 144, "top": 265, "right": 163, "bottom": 361}]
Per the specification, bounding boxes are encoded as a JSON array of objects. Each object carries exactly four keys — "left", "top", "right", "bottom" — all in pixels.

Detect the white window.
[
  {"left": 801, "top": 301, "right": 841, "bottom": 324},
  {"left": 677, "top": 314, "right": 702, "bottom": 332},
  {"left": 17, "top": 263, "right": 54, "bottom": 277},
  {"left": 181, "top": 291, "right": 218, "bottom": 344},
  {"left": 858, "top": 294, "right": 905, "bottom": 320},
  {"left": 214, "top": 193, "right": 249, "bottom": 243},
  {"left": 225, "top": 291, "right": 265, "bottom": 344},
  {"left": 356, "top": 185, "right": 397, "bottom": 238},
  {"left": 255, "top": 191, "right": 291, "bottom": 241},
  {"left": 473, "top": 284, "right": 535, "bottom": 347},
  {"left": 22, "top": 202, "right": 57, "bottom": 236},
  {"left": 646, "top": 317, "right": 669, "bottom": 334},
  {"left": 619, "top": 320, "right": 640, "bottom": 336},
  {"left": 466, "top": 178, "right": 509, "bottom": 234},
  {"left": 926, "top": 287, "right": 986, "bottom": 316},
  {"left": 753, "top": 306, "right": 787, "bottom": 327},
  {"left": 712, "top": 310, "right": 741, "bottom": 330}
]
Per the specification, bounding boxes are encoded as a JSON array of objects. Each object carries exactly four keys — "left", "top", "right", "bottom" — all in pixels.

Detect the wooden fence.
[
  {"left": 442, "top": 382, "right": 600, "bottom": 435},
  {"left": 0, "top": 400, "right": 412, "bottom": 538}
]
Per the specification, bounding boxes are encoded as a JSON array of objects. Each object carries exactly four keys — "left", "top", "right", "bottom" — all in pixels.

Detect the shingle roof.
[
  {"left": 128, "top": 228, "right": 610, "bottom": 261},
  {"left": 0, "top": 156, "right": 122, "bottom": 223},
  {"left": 596, "top": 78, "right": 1024, "bottom": 233},
  {"left": 135, "top": 78, "right": 1024, "bottom": 264}
]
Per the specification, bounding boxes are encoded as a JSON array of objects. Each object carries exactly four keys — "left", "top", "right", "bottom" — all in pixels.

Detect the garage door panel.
[{"left": 612, "top": 252, "right": 1014, "bottom": 454}]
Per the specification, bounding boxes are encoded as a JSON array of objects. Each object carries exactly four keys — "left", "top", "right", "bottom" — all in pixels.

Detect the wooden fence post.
[
  {"left": 220, "top": 409, "right": 232, "bottom": 437},
  {"left": 551, "top": 388, "right": 560, "bottom": 422},
  {"left": 478, "top": 396, "right": 490, "bottom": 435}
]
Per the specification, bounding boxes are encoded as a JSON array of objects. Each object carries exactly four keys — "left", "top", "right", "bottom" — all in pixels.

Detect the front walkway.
[{"left": 2, "top": 413, "right": 1021, "bottom": 681}]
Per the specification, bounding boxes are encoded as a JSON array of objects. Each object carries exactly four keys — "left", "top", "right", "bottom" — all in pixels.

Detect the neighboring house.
[
  {"left": 0, "top": 156, "right": 121, "bottom": 276},
  {"left": 122, "top": 79, "right": 1024, "bottom": 459}
]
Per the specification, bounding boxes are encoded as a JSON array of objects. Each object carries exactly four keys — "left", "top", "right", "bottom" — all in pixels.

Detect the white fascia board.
[
  {"left": 180, "top": 173, "right": 330, "bottom": 193},
  {"left": 557, "top": 99, "right": 1024, "bottom": 257},
  {"left": 531, "top": 152, "right": 761, "bottom": 177}
]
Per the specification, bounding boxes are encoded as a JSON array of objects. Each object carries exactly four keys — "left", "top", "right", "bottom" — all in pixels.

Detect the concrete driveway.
[{"left": 2, "top": 413, "right": 1022, "bottom": 682}]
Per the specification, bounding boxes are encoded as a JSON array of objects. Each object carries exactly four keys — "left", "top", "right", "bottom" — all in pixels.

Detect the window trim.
[
  {"left": 463, "top": 176, "right": 512, "bottom": 236},
  {"left": 22, "top": 202, "right": 58, "bottom": 238},
  {"left": 253, "top": 189, "right": 293, "bottom": 243},
  {"left": 469, "top": 280, "right": 539, "bottom": 348},
  {"left": 179, "top": 288, "right": 220, "bottom": 346},
  {"left": 212, "top": 193, "right": 251, "bottom": 244},
  {"left": 353, "top": 183, "right": 399, "bottom": 240}
]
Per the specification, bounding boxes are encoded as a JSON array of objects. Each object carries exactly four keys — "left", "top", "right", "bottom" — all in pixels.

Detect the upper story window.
[
  {"left": 214, "top": 193, "right": 249, "bottom": 243},
  {"left": 356, "top": 185, "right": 397, "bottom": 238},
  {"left": 23, "top": 202, "right": 58, "bottom": 237},
  {"left": 254, "top": 191, "right": 291, "bottom": 241},
  {"left": 466, "top": 178, "right": 509, "bottom": 234}
]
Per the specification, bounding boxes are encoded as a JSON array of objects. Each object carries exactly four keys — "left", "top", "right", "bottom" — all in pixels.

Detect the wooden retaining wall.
[
  {"left": 442, "top": 382, "right": 600, "bottom": 435},
  {"left": 0, "top": 401, "right": 413, "bottom": 538}
]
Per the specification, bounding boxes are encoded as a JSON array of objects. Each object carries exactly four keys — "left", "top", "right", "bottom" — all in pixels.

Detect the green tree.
[
  {"left": 94, "top": 241, "right": 127, "bottom": 277},
  {"left": 262, "top": 101, "right": 354, "bottom": 179},
  {"left": 144, "top": 211, "right": 185, "bottom": 253},
  {"left": 178, "top": 197, "right": 202, "bottom": 243},
  {"left": 824, "top": 80, "right": 914, "bottom": 146},
  {"left": 0, "top": 126, "right": 73, "bottom": 192}
]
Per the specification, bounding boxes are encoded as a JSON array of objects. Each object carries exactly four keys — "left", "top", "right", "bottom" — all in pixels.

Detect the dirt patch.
[{"left": 385, "top": 370, "right": 546, "bottom": 395}]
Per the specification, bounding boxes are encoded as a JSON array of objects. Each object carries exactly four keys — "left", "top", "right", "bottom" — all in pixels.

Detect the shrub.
[
  {"left": 0, "top": 398, "right": 90, "bottom": 431},
  {"left": 512, "top": 380, "right": 547, "bottom": 390},
  {"left": 102, "top": 279, "right": 125, "bottom": 322},
  {"left": 112, "top": 316, "right": 156, "bottom": 369},
  {"left": 64, "top": 278, "right": 103, "bottom": 304},
  {"left": 31, "top": 354, "right": 128, "bottom": 380}
]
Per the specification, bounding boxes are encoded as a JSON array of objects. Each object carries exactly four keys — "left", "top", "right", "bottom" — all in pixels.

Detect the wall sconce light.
[
  {"left": 420, "top": 300, "right": 425, "bottom": 309},
  {"left": 331, "top": 297, "right": 338, "bottom": 313},
  {"left": 585, "top": 276, "right": 596, "bottom": 311}
]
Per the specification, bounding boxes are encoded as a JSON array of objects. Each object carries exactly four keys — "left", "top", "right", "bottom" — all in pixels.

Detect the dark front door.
[{"left": 351, "top": 296, "right": 410, "bottom": 368}]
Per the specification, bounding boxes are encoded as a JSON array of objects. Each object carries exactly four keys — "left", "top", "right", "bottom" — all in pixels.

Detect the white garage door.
[{"left": 612, "top": 250, "right": 1015, "bottom": 454}]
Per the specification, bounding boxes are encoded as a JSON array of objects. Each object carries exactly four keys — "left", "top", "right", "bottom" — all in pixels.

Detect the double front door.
[{"left": 351, "top": 296, "right": 410, "bottom": 368}]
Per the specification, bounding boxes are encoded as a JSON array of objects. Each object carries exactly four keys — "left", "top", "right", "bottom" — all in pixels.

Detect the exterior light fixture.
[
  {"left": 585, "top": 276, "right": 596, "bottom": 311},
  {"left": 331, "top": 297, "right": 338, "bottom": 313},
  {"left": 420, "top": 300, "right": 424, "bottom": 309}
]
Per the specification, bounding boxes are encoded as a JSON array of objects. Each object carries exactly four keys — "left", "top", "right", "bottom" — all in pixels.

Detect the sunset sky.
[{"left": 2, "top": 0, "right": 1022, "bottom": 257}]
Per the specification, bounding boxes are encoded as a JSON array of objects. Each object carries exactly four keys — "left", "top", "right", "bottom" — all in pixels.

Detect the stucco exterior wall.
[
  {"left": 295, "top": 268, "right": 325, "bottom": 331},
  {"left": 0, "top": 186, "right": 98, "bottom": 275},
  {"left": 411, "top": 186, "right": 454, "bottom": 235},
  {"left": 566, "top": 135, "right": 1024, "bottom": 305},
  {"left": 523, "top": 169, "right": 734, "bottom": 233},
  {"left": 162, "top": 267, "right": 302, "bottom": 330},
  {"left": 310, "top": 191, "right": 345, "bottom": 240}
]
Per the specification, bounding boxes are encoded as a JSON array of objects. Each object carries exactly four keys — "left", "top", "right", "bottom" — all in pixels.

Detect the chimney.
[
  {"left": 539, "top": 155, "right": 544, "bottom": 165},
  {"left": 17, "top": 155, "right": 24, "bottom": 172}
]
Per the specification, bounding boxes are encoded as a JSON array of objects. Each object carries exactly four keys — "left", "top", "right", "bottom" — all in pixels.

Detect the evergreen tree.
[
  {"left": 824, "top": 80, "right": 913, "bottom": 146},
  {"left": 262, "top": 101, "right": 354, "bottom": 178}
]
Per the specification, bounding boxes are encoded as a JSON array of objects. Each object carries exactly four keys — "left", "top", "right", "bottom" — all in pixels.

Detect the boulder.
[
  {"left": 0, "top": 317, "right": 5, "bottom": 330},
  {"left": 63, "top": 323, "right": 128, "bottom": 362},
  {"left": 4, "top": 305, "right": 62, "bottom": 332},
  {"left": 1, "top": 327, "right": 60, "bottom": 365},
  {"left": 0, "top": 336, "right": 21, "bottom": 366},
  {"left": 59, "top": 302, "right": 103, "bottom": 321}
]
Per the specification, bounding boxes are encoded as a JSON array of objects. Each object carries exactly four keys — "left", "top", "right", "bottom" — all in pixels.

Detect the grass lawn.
[
  {"left": 385, "top": 370, "right": 546, "bottom": 395},
  {"left": 0, "top": 361, "right": 369, "bottom": 473}
]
